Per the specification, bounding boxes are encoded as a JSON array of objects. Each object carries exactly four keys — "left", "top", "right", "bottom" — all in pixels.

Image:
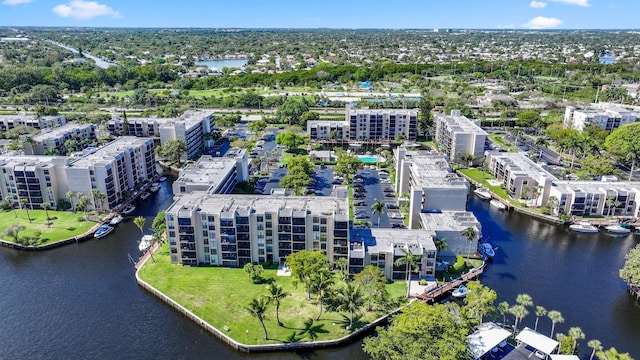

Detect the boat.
[
  {"left": 479, "top": 242, "right": 496, "bottom": 260},
  {"left": 569, "top": 221, "right": 599, "bottom": 233},
  {"left": 140, "top": 192, "right": 151, "bottom": 200},
  {"left": 138, "top": 234, "right": 154, "bottom": 252},
  {"left": 489, "top": 199, "right": 507, "bottom": 210},
  {"left": 451, "top": 285, "right": 470, "bottom": 298},
  {"left": 109, "top": 214, "right": 123, "bottom": 225},
  {"left": 605, "top": 223, "right": 631, "bottom": 234},
  {"left": 473, "top": 187, "right": 491, "bottom": 200},
  {"left": 122, "top": 204, "right": 136, "bottom": 215},
  {"left": 158, "top": 176, "right": 167, "bottom": 182},
  {"left": 149, "top": 183, "right": 161, "bottom": 193},
  {"left": 94, "top": 224, "right": 115, "bottom": 239}
]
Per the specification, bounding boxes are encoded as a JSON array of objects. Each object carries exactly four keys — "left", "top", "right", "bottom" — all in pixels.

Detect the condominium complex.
[
  {"left": 107, "top": 116, "right": 159, "bottom": 137},
  {"left": 394, "top": 146, "right": 470, "bottom": 229},
  {"left": 25, "top": 123, "right": 96, "bottom": 155},
  {"left": 308, "top": 106, "right": 418, "bottom": 142},
  {"left": 0, "top": 137, "right": 156, "bottom": 211},
  {"left": 434, "top": 110, "right": 487, "bottom": 166},
  {"left": 549, "top": 180, "right": 640, "bottom": 217},
  {"left": 165, "top": 193, "right": 350, "bottom": 266},
  {"left": 485, "top": 151, "right": 557, "bottom": 207},
  {"left": 0, "top": 114, "right": 66, "bottom": 132},
  {"left": 419, "top": 211, "right": 481, "bottom": 258},
  {"left": 564, "top": 104, "right": 640, "bottom": 131},
  {"left": 172, "top": 151, "right": 248, "bottom": 195}
]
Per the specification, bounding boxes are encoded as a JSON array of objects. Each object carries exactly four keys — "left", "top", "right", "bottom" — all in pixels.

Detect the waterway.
[
  {"left": 0, "top": 182, "right": 639, "bottom": 359},
  {"left": 196, "top": 59, "right": 248, "bottom": 70},
  {"left": 43, "top": 39, "right": 117, "bottom": 69}
]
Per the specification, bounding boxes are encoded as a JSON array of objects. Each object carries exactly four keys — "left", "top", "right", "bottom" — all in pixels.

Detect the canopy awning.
[
  {"left": 467, "top": 322, "right": 512, "bottom": 359},
  {"left": 516, "top": 327, "right": 559, "bottom": 355},
  {"left": 550, "top": 355, "right": 580, "bottom": 360}
]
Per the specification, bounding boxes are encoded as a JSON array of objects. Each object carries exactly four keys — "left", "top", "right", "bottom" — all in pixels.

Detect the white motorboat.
[
  {"left": 140, "top": 192, "right": 151, "bottom": 200},
  {"left": 605, "top": 223, "right": 631, "bottom": 234},
  {"left": 149, "top": 183, "right": 161, "bottom": 193},
  {"left": 122, "top": 204, "right": 136, "bottom": 215},
  {"left": 139, "top": 234, "right": 154, "bottom": 252},
  {"left": 490, "top": 199, "right": 507, "bottom": 210},
  {"left": 473, "top": 187, "right": 491, "bottom": 200},
  {"left": 94, "top": 224, "right": 115, "bottom": 239},
  {"left": 451, "top": 285, "right": 470, "bottom": 298},
  {"left": 109, "top": 214, "right": 123, "bottom": 225},
  {"left": 569, "top": 221, "right": 599, "bottom": 233},
  {"left": 158, "top": 176, "right": 167, "bottom": 182}
]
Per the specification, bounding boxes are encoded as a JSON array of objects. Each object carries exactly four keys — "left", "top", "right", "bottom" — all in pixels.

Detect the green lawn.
[
  {"left": 138, "top": 244, "right": 406, "bottom": 345},
  {"left": 488, "top": 134, "right": 519, "bottom": 152},
  {"left": 458, "top": 168, "right": 519, "bottom": 206},
  {"left": 0, "top": 209, "right": 98, "bottom": 245}
]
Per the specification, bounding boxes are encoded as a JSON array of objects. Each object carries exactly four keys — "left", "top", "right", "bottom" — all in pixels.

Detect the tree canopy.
[{"left": 620, "top": 243, "right": 640, "bottom": 286}]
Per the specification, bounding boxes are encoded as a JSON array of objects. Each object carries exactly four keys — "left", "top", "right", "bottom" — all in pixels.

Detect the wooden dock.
[{"left": 417, "top": 263, "right": 486, "bottom": 303}]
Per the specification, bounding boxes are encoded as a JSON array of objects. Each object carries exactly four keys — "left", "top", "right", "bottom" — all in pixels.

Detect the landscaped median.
[
  {"left": 137, "top": 244, "right": 406, "bottom": 347},
  {"left": 0, "top": 209, "right": 99, "bottom": 246}
]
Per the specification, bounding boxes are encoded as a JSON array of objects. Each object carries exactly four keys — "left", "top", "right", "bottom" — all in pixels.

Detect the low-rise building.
[
  {"left": 549, "top": 180, "right": 640, "bottom": 217},
  {"left": 564, "top": 104, "right": 640, "bottom": 131},
  {"left": 434, "top": 110, "right": 487, "bottom": 166},
  {"left": 0, "top": 114, "right": 66, "bottom": 132},
  {"left": 419, "top": 211, "right": 482, "bottom": 259},
  {"left": 25, "top": 123, "right": 96, "bottom": 155},
  {"left": 172, "top": 151, "right": 248, "bottom": 195},
  {"left": 165, "top": 193, "right": 350, "bottom": 266},
  {"left": 0, "top": 156, "right": 67, "bottom": 210}
]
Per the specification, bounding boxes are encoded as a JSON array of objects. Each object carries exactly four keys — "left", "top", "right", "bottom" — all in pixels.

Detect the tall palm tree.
[
  {"left": 394, "top": 248, "right": 422, "bottom": 298},
  {"left": 134, "top": 216, "right": 145, "bottom": 236},
  {"left": 43, "top": 203, "right": 52, "bottom": 228},
  {"left": 569, "top": 327, "right": 585, "bottom": 354},
  {"left": 534, "top": 306, "right": 547, "bottom": 331},
  {"left": 66, "top": 191, "right": 77, "bottom": 212},
  {"left": 516, "top": 293, "right": 533, "bottom": 309},
  {"left": 509, "top": 304, "right": 528, "bottom": 332},
  {"left": 246, "top": 296, "right": 271, "bottom": 340},
  {"left": 370, "top": 199, "right": 385, "bottom": 228},
  {"left": 606, "top": 196, "right": 621, "bottom": 217},
  {"left": 334, "top": 257, "right": 349, "bottom": 282},
  {"left": 19, "top": 198, "right": 31, "bottom": 223},
  {"left": 588, "top": 339, "right": 602, "bottom": 360},
  {"left": 310, "top": 270, "right": 335, "bottom": 321},
  {"left": 548, "top": 310, "right": 564, "bottom": 338},
  {"left": 434, "top": 237, "right": 447, "bottom": 260},
  {"left": 266, "top": 283, "right": 288, "bottom": 327},
  {"left": 336, "top": 283, "right": 364, "bottom": 330},
  {"left": 497, "top": 301, "right": 510, "bottom": 327},
  {"left": 91, "top": 189, "right": 101, "bottom": 211},
  {"left": 461, "top": 227, "right": 479, "bottom": 263},
  {"left": 535, "top": 137, "right": 547, "bottom": 160}
]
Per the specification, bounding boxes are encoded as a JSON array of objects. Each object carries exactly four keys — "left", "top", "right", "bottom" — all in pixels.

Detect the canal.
[{"left": 0, "top": 182, "right": 638, "bottom": 359}]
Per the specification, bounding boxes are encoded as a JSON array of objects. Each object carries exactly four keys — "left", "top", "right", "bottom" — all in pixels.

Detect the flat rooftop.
[
  {"left": 68, "top": 137, "right": 151, "bottom": 168},
  {"left": 0, "top": 155, "right": 65, "bottom": 168},
  {"left": 32, "top": 123, "right": 93, "bottom": 141},
  {"left": 405, "top": 152, "right": 469, "bottom": 189},
  {"left": 552, "top": 180, "right": 640, "bottom": 195},
  {"left": 308, "top": 120, "right": 347, "bottom": 127},
  {"left": 436, "top": 113, "right": 487, "bottom": 135},
  {"left": 159, "top": 110, "right": 213, "bottom": 129},
  {"left": 175, "top": 156, "right": 237, "bottom": 188},
  {"left": 420, "top": 211, "right": 481, "bottom": 232},
  {"left": 351, "top": 228, "right": 436, "bottom": 255},
  {"left": 488, "top": 152, "right": 556, "bottom": 180}
]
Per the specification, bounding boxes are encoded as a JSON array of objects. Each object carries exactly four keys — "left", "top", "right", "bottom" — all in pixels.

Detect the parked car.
[
  {"left": 384, "top": 193, "right": 395, "bottom": 197},
  {"left": 354, "top": 201, "right": 366, "bottom": 207},
  {"left": 391, "top": 223, "right": 406, "bottom": 229},
  {"left": 383, "top": 188, "right": 394, "bottom": 192},
  {"left": 355, "top": 212, "right": 369, "bottom": 219},
  {"left": 354, "top": 194, "right": 366, "bottom": 199},
  {"left": 386, "top": 204, "right": 399, "bottom": 209}
]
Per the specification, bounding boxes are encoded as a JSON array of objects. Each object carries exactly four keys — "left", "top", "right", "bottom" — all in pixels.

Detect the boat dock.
[{"left": 417, "top": 263, "right": 485, "bottom": 303}]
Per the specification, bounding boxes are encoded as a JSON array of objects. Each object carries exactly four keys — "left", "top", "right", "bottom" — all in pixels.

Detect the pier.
[{"left": 417, "top": 263, "right": 485, "bottom": 303}]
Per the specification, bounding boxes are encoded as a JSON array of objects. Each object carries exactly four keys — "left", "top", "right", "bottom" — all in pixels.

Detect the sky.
[{"left": 0, "top": 0, "right": 638, "bottom": 29}]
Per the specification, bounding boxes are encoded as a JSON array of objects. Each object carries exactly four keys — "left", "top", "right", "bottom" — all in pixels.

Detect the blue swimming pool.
[{"left": 357, "top": 155, "right": 384, "bottom": 163}]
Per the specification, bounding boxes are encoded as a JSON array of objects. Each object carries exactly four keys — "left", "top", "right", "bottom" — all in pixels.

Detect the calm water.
[
  {"left": 196, "top": 59, "right": 248, "bottom": 70},
  {"left": 1, "top": 183, "right": 639, "bottom": 359}
]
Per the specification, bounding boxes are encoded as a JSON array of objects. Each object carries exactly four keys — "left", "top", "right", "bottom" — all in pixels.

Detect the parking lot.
[{"left": 352, "top": 168, "right": 404, "bottom": 228}]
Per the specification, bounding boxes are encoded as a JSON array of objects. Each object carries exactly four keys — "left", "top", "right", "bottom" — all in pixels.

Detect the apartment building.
[
  {"left": 165, "top": 193, "right": 350, "bottom": 266},
  {"left": 0, "top": 114, "right": 66, "bottom": 132},
  {"left": 25, "top": 123, "right": 96, "bottom": 155},
  {"left": 564, "top": 105, "right": 640, "bottom": 131},
  {"left": 107, "top": 116, "right": 160, "bottom": 137},
  {"left": 434, "top": 110, "right": 487, "bottom": 166},
  {"left": 172, "top": 151, "right": 248, "bottom": 195},
  {"left": 159, "top": 110, "right": 215, "bottom": 160},
  {"left": 307, "top": 106, "right": 418, "bottom": 143},
  {"left": 0, "top": 156, "right": 68, "bottom": 210},
  {"left": 394, "top": 146, "right": 470, "bottom": 229},
  {"left": 419, "top": 211, "right": 482, "bottom": 259},
  {"left": 549, "top": 180, "right": 640, "bottom": 217},
  {"left": 485, "top": 151, "right": 557, "bottom": 207},
  {"left": 350, "top": 228, "right": 437, "bottom": 281}
]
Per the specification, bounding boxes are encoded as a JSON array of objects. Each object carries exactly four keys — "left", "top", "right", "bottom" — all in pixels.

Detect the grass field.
[
  {"left": 0, "top": 209, "right": 98, "bottom": 245},
  {"left": 139, "top": 244, "right": 406, "bottom": 345},
  {"left": 458, "top": 168, "right": 518, "bottom": 205},
  {"left": 488, "top": 134, "right": 519, "bottom": 152}
]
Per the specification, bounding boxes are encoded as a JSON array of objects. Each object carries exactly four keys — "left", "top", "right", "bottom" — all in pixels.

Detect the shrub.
[
  {"left": 451, "top": 255, "right": 466, "bottom": 273},
  {"left": 419, "top": 279, "right": 427, "bottom": 286}
]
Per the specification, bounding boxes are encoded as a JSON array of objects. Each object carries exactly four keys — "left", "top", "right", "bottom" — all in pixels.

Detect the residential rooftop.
[
  {"left": 406, "top": 152, "right": 469, "bottom": 189},
  {"left": 174, "top": 155, "right": 238, "bottom": 190},
  {"left": 351, "top": 228, "right": 437, "bottom": 255},
  {"left": 488, "top": 152, "right": 557, "bottom": 181},
  {"left": 436, "top": 112, "right": 488, "bottom": 135},
  {"left": 68, "top": 137, "right": 151, "bottom": 168},
  {"left": 32, "top": 123, "right": 93, "bottom": 142},
  {"left": 419, "top": 211, "right": 481, "bottom": 232}
]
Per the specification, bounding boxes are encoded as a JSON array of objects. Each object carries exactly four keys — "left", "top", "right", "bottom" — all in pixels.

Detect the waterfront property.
[
  {"left": 0, "top": 209, "right": 97, "bottom": 245},
  {"left": 419, "top": 211, "right": 481, "bottom": 258},
  {"left": 549, "top": 180, "right": 640, "bottom": 217},
  {"left": 564, "top": 104, "right": 640, "bottom": 131},
  {"left": 0, "top": 114, "right": 66, "bottom": 132},
  {"left": 434, "top": 110, "right": 487, "bottom": 166},
  {"left": 172, "top": 151, "right": 248, "bottom": 195},
  {"left": 24, "top": 122, "right": 96, "bottom": 155},
  {"left": 394, "top": 147, "right": 470, "bottom": 229}
]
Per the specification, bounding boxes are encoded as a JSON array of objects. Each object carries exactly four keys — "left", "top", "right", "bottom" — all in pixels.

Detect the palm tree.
[
  {"left": 434, "top": 237, "right": 447, "bottom": 260},
  {"left": 336, "top": 283, "right": 364, "bottom": 330},
  {"left": 516, "top": 293, "right": 533, "bottom": 309},
  {"left": 310, "top": 270, "right": 334, "bottom": 320},
  {"left": 509, "top": 304, "right": 528, "bottom": 333},
  {"left": 569, "top": 326, "right": 585, "bottom": 354},
  {"left": 19, "top": 198, "right": 31, "bottom": 223},
  {"left": 394, "top": 248, "right": 422, "bottom": 298},
  {"left": 134, "top": 216, "right": 145, "bottom": 236},
  {"left": 548, "top": 310, "right": 564, "bottom": 338},
  {"left": 91, "top": 189, "right": 101, "bottom": 211},
  {"left": 606, "top": 195, "right": 621, "bottom": 217},
  {"left": 534, "top": 306, "right": 547, "bottom": 331},
  {"left": 334, "top": 257, "right": 349, "bottom": 282},
  {"left": 588, "top": 339, "right": 602, "bottom": 360},
  {"left": 497, "top": 301, "right": 510, "bottom": 327},
  {"left": 461, "top": 227, "right": 479, "bottom": 263},
  {"left": 95, "top": 191, "right": 107, "bottom": 212},
  {"left": 535, "top": 137, "right": 547, "bottom": 159},
  {"left": 266, "top": 283, "right": 288, "bottom": 327},
  {"left": 76, "top": 195, "right": 91, "bottom": 217},
  {"left": 461, "top": 153, "right": 476, "bottom": 167},
  {"left": 246, "top": 296, "right": 271, "bottom": 340},
  {"left": 370, "top": 199, "right": 385, "bottom": 228},
  {"left": 66, "top": 191, "right": 77, "bottom": 212},
  {"left": 43, "top": 203, "right": 52, "bottom": 228}
]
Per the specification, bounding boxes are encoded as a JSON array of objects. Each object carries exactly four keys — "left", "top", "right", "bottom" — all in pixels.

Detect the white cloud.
[
  {"left": 3, "top": 0, "right": 33, "bottom": 5},
  {"left": 53, "top": 0, "right": 121, "bottom": 20},
  {"left": 522, "top": 16, "right": 563, "bottom": 29},
  {"left": 530, "top": 1, "right": 547, "bottom": 8},
  {"left": 549, "top": 0, "right": 590, "bottom": 6}
]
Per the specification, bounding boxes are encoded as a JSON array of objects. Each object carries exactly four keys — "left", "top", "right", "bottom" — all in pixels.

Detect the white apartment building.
[
  {"left": 394, "top": 147, "right": 470, "bottom": 229},
  {"left": 0, "top": 156, "right": 68, "bottom": 210},
  {"left": 350, "top": 228, "right": 437, "bottom": 281},
  {"left": 564, "top": 105, "right": 640, "bottom": 131},
  {"left": 165, "top": 193, "right": 350, "bottom": 266},
  {"left": 159, "top": 110, "right": 215, "bottom": 160},
  {"left": 25, "top": 123, "right": 96, "bottom": 155},
  {"left": 485, "top": 151, "right": 557, "bottom": 207},
  {"left": 0, "top": 114, "right": 66, "bottom": 132},
  {"left": 108, "top": 116, "right": 160, "bottom": 137},
  {"left": 172, "top": 151, "right": 248, "bottom": 195},
  {"left": 549, "top": 180, "right": 640, "bottom": 217},
  {"left": 307, "top": 120, "right": 345, "bottom": 141},
  {"left": 419, "top": 211, "right": 482, "bottom": 259},
  {"left": 434, "top": 110, "right": 487, "bottom": 166}
]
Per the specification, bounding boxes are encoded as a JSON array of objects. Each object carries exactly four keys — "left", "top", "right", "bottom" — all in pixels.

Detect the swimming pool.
[{"left": 357, "top": 155, "right": 385, "bottom": 163}]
